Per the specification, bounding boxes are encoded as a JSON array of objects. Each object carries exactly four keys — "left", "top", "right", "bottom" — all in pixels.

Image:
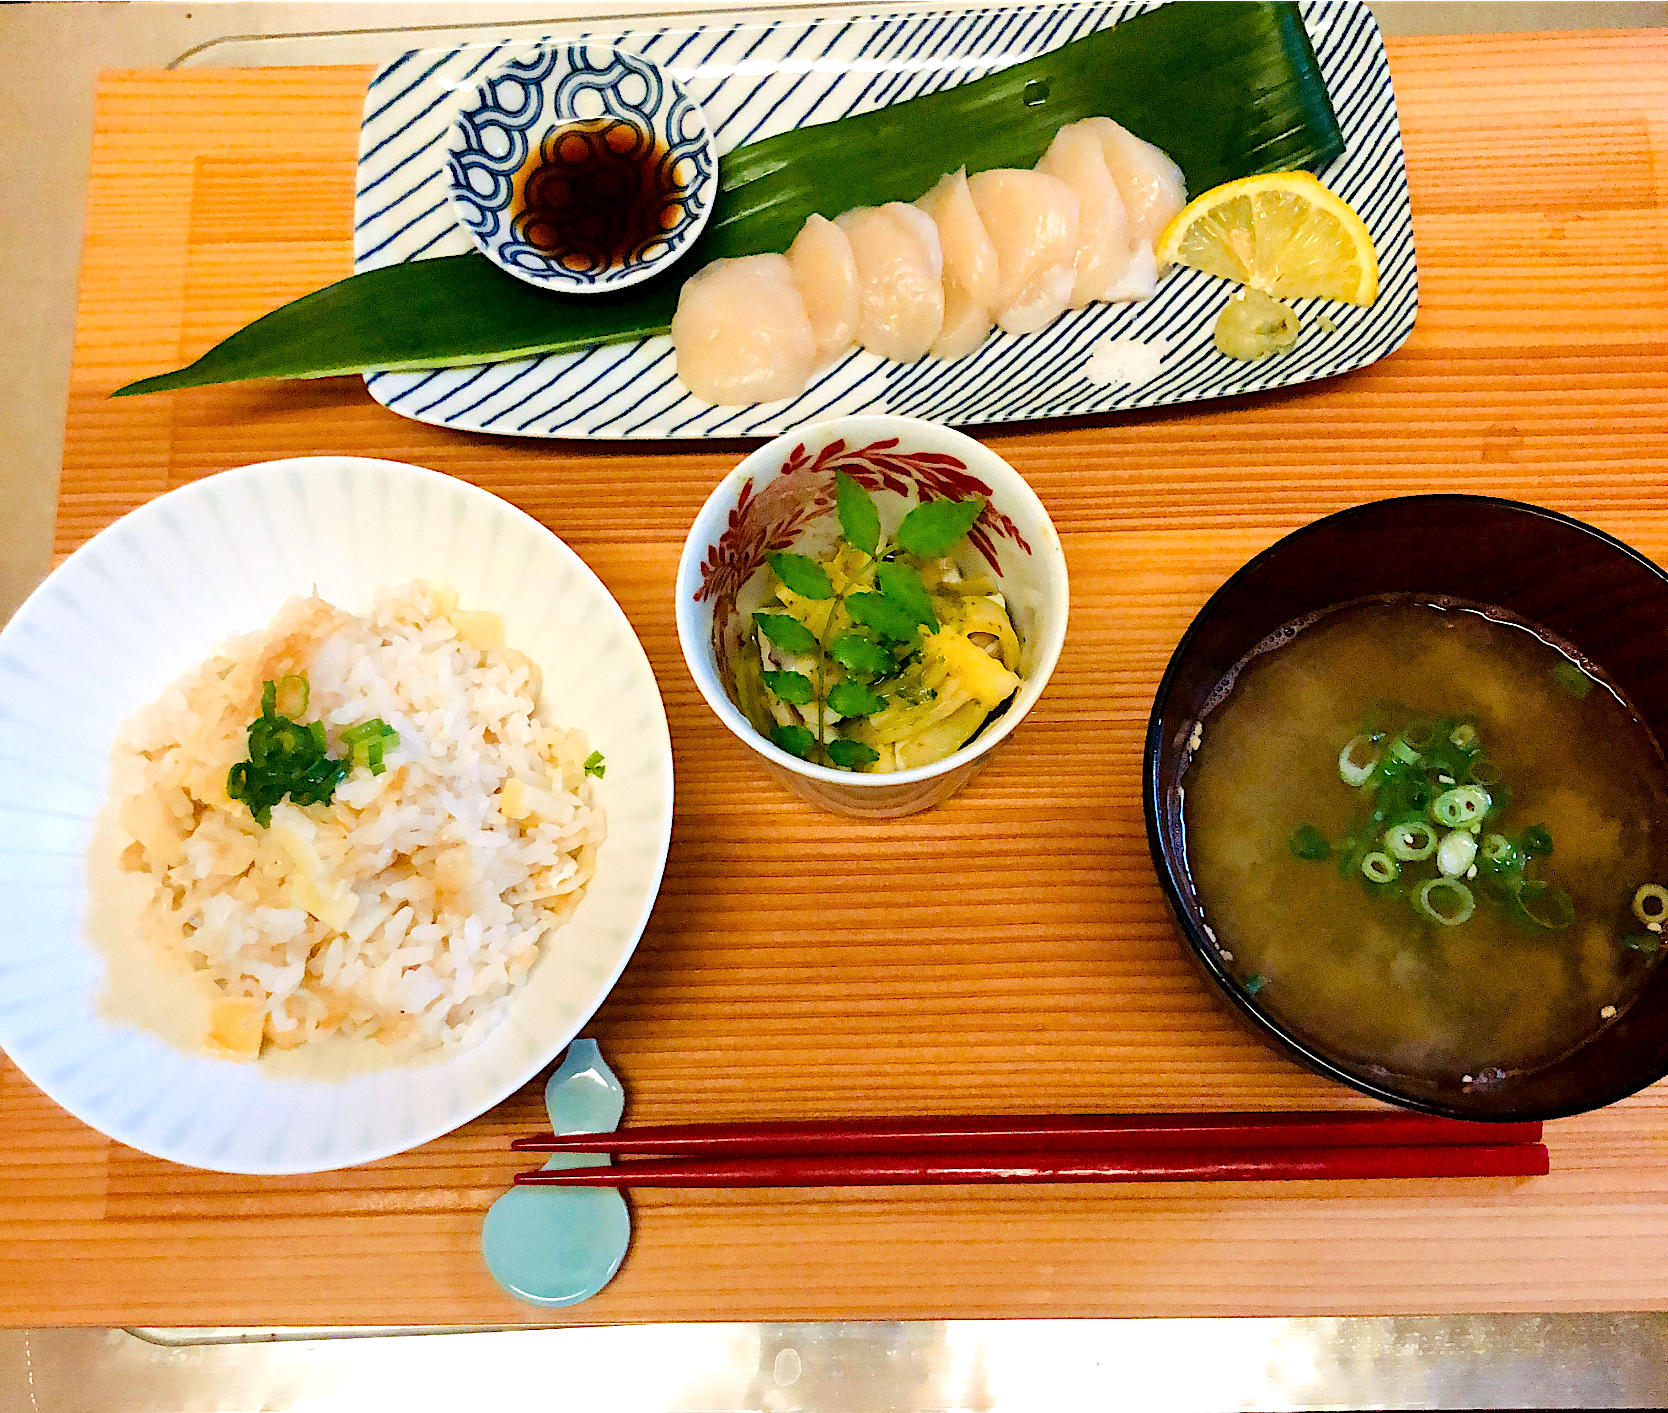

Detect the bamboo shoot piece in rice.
[{"left": 670, "top": 112, "right": 1186, "bottom": 406}]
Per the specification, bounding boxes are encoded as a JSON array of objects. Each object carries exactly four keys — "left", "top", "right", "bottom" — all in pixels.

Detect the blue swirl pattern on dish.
[{"left": 446, "top": 43, "right": 714, "bottom": 292}]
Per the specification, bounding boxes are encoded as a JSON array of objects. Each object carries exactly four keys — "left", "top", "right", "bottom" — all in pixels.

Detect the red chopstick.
[
  {"left": 513, "top": 1143, "right": 1549, "bottom": 1187},
  {"left": 511, "top": 1111, "right": 1542, "bottom": 1156}
]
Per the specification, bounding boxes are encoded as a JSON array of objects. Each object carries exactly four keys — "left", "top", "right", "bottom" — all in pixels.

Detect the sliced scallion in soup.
[
  {"left": 1290, "top": 711, "right": 1570, "bottom": 933},
  {"left": 1184, "top": 598, "right": 1668, "bottom": 1082}
]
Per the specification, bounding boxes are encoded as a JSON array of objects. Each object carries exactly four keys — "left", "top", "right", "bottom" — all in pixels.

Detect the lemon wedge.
[{"left": 1157, "top": 171, "right": 1378, "bottom": 306}]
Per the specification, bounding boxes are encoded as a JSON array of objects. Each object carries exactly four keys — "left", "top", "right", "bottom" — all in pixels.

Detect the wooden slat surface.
[{"left": 11, "top": 30, "right": 1668, "bottom": 1325}]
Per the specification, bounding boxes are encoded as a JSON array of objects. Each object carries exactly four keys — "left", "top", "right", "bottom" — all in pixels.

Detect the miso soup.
[{"left": 1183, "top": 597, "right": 1668, "bottom": 1082}]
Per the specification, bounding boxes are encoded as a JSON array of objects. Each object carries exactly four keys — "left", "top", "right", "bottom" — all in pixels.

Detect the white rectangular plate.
[{"left": 353, "top": 0, "right": 1417, "bottom": 440}]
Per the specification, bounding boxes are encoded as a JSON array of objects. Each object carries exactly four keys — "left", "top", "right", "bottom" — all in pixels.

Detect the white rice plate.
[{"left": 114, "top": 581, "right": 604, "bottom": 1061}]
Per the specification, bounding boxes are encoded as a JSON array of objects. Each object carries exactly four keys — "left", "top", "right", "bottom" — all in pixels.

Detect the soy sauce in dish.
[{"left": 511, "top": 117, "right": 684, "bottom": 273}]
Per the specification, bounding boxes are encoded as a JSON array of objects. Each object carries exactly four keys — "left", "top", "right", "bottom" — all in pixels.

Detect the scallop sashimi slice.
[
  {"left": 786, "top": 214, "right": 860, "bottom": 364},
  {"left": 671, "top": 254, "right": 817, "bottom": 406},
  {"left": 1102, "top": 242, "right": 1159, "bottom": 303},
  {"left": 1084, "top": 116, "right": 1187, "bottom": 261},
  {"left": 965, "top": 168, "right": 1080, "bottom": 336},
  {"left": 835, "top": 203, "right": 945, "bottom": 362},
  {"left": 916, "top": 169, "right": 999, "bottom": 360},
  {"left": 1035, "top": 121, "right": 1134, "bottom": 307}
]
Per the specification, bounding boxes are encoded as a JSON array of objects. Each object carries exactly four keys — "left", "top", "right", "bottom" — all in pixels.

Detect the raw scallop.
[
  {"left": 1084, "top": 116, "right": 1187, "bottom": 260},
  {"left": 965, "top": 169, "right": 1081, "bottom": 335},
  {"left": 916, "top": 169, "right": 1000, "bottom": 360},
  {"left": 1035, "top": 120, "right": 1135, "bottom": 306},
  {"left": 835, "top": 203, "right": 945, "bottom": 361},
  {"left": 786, "top": 214, "right": 860, "bottom": 364},
  {"left": 670, "top": 254, "right": 817, "bottom": 406}
]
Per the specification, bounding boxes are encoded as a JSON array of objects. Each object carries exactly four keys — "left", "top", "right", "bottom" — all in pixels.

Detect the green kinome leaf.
[
  {"left": 829, "top": 633, "right": 895, "bottom": 679},
  {"left": 827, "top": 739, "right": 881, "bottom": 770},
  {"left": 875, "top": 561, "right": 939, "bottom": 632},
  {"left": 771, "top": 723, "right": 816, "bottom": 758},
  {"left": 895, "top": 497, "right": 985, "bottom": 558},
  {"left": 755, "top": 611, "right": 819, "bottom": 656},
  {"left": 845, "top": 593, "right": 921, "bottom": 646},
  {"left": 762, "top": 670, "right": 816, "bottom": 705},
  {"left": 768, "top": 553, "right": 834, "bottom": 600},
  {"left": 828, "top": 680, "right": 886, "bottom": 717},
  {"left": 583, "top": 750, "right": 606, "bottom": 778},
  {"left": 835, "top": 472, "right": 881, "bottom": 557},
  {"left": 115, "top": 3, "right": 1343, "bottom": 394}
]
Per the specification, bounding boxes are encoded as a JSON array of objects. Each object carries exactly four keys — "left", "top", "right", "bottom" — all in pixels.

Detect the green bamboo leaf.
[
  {"left": 762, "top": 670, "right": 816, "bottom": 705},
  {"left": 827, "top": 739, "right": 881, "bottom": 769},
  {"left": 875, "top": 561, "right": 940, "bottom": 632},
  {"left": 754, "top": 611, "right": 819, "bottom": 655},
  {"left": 115, "top": 2, "right": 1342, "bottom": 396},
  {"left": 895, "top": 497, "right": 985, "bottom": 557},
  {"left": 835, "top": 472, "right": 881, "bottom": 557},
  {"left": 768, "top": 552, "right": 834, "bottom": 600}
]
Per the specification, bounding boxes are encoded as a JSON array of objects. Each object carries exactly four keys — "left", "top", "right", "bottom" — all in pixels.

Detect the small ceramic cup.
[
  {"left": 676, "top": 415, "right": 1069, "bottom": 818},
  {"left": 445, "top": 42, "right": 716, "bottom": 294}
]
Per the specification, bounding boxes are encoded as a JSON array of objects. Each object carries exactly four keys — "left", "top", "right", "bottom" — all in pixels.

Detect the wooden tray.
[{"left": 7, "top": 28, "right": 1668, "bottom": 1326}]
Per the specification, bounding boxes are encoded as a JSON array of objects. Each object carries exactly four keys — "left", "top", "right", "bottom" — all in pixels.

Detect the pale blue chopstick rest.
[{"left": 481, "top": 1039, "right": 631, "bottom": 1307}]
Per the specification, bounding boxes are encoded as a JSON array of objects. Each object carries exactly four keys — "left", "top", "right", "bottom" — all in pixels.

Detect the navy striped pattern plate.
[{"left": 353, "top": 0, "right": 1416, "bottom": 440}]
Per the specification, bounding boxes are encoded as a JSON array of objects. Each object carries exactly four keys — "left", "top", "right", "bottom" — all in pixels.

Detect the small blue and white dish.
[{"left": 445, "top": 42, "right": 717, "bottom": 294}]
